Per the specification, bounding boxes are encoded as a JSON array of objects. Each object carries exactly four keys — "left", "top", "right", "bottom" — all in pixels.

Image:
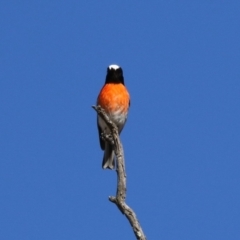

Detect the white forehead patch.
[{"left": 108, "top": 64, "right": 120, "bottom": 70}]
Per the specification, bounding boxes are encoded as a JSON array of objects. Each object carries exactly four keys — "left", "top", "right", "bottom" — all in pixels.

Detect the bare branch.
[{"left": 93, "top": 105, "right": 146, "bottom": 240}]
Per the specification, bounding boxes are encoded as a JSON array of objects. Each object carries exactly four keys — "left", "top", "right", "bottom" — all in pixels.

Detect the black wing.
[{"left": 97, "top": 119, "right": 105, "bottom": 150}]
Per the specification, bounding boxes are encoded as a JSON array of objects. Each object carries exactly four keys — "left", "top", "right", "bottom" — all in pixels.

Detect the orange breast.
[{"left": 97, "top": 83, "right": 130, "bottom": 113}]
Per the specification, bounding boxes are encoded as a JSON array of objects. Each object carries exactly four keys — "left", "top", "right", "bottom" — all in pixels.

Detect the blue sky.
[{"left": 1, "top": 1, "right": 240, "bottom": 239}]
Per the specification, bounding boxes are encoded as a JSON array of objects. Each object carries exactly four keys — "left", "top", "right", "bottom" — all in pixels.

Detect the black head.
[{"left": 105, "top": 64, "right": 125, "bottom": 85}]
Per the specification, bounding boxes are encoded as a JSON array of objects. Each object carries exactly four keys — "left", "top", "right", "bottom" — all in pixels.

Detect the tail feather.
[{"left": 102, "top": 143, "right": 115, "bottom": 170}]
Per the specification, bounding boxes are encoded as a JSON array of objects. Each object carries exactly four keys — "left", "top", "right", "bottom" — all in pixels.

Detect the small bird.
[{"left": 97, "top": 64, "right": 130, "bottom": 169}]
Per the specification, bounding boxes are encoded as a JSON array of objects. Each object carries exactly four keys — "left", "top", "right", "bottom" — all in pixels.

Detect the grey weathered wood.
[{"left": 93, "top": 105, "right": 146, "bottom": 240}]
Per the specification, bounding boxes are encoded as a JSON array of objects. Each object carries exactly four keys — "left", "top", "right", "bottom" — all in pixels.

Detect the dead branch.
[{"left": 92, "top": 105, "right": 146, "bottom": 240}]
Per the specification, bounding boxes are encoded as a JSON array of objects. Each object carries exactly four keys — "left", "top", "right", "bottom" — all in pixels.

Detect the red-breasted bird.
[{"left": 97, "top": 64, "right": 130, "bottom": 169}]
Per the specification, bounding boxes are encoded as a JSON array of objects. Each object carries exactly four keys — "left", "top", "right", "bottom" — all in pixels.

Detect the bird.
[{"left": 96, "top": 64, "right": 130, "bottom": 169}]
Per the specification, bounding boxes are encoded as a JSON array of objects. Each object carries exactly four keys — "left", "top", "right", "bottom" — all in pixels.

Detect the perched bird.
[{"left": 97, "top": 64, "right": 130, "bottom": 169}]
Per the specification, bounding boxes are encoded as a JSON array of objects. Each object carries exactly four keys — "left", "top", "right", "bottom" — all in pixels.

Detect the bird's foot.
[{"left": 101, "top": 132, "right": 114, "bottom": 145}]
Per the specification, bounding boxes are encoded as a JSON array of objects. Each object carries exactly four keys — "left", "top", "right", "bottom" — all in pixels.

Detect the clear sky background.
[{"left": 0, "top": 1, "right": 240, "bottom": 239}]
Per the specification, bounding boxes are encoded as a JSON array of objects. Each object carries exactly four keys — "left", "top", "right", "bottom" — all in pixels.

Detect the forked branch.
[{"left": 92, "top": 105, "right": 146, "bottom": 240}]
